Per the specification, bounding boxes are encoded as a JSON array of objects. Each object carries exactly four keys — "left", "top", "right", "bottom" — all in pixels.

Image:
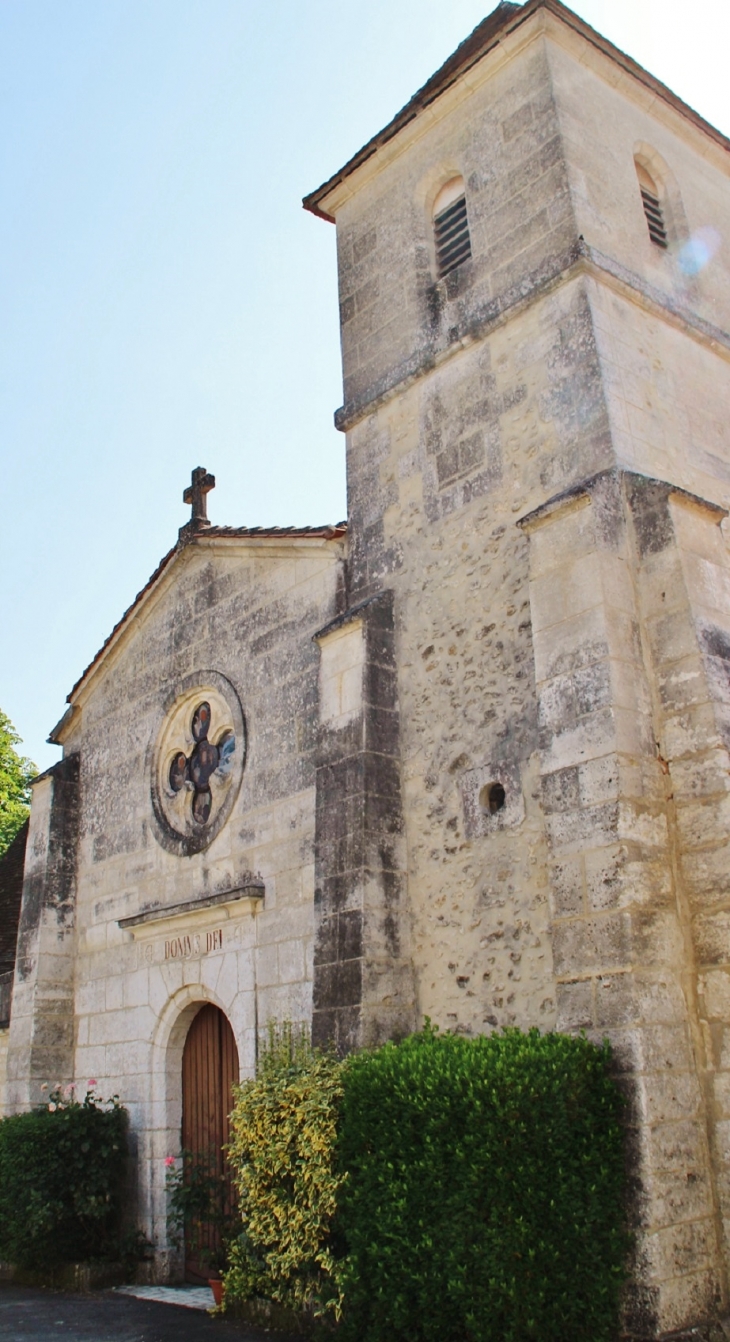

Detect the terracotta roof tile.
[{"left": 204, "top": 523, "right": 347, "bottom": 539}]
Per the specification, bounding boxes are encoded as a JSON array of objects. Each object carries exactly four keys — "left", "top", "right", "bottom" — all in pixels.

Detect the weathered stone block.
[
  {"left": 545, "top": 799, "right": 620, "bottom": 853},
  {"left": 647, "top": 607, "right": 702, "bottom": 668},
  {"left": 595, "top": 970, "right": 637, "bottom": 1027},
  {"left": 523, "top": 498, "right": 594, "bottom": 578},
  {"left": 694, "top": 909, "right": 730, "bottom": 968},
  {"left": 552, "top": 910, "right": 630, "bottom": 976},
  {"left": 700, "top": 969, "right": 730, "bottom": 1021},
  {"left": 641, "top": 1072, "right": 705, "bottom": 1128},
  {"left": 542, "top": 765, "right": 581, "bottom": 814},
  {"left": 540, "top": 705, "right": 617, "bottom": 773},
  {"left": 671, "top": 749, "right": 730, "bottom": 802},
  {"left": 555, "top": 977, "right": 593, "bottom": 1029},
  {"left": 532, "top": 606, "right": 609, "bottom": 684},
  {"left": 676, "top": 793, "right": 730, "bottom": 853},
  {"left": 650, "top": 1270, "right": 721, "bottom": 1338},
  {"left": 459, "top": 759, "right": 525, "bottom": 838},
  {"left": 663, "top": 701, "right": 724, "bottom": 762},
  {"left": 530, "top": 551, "right": 604, "bottom": 633},
  {"left": 547, "top": 854, "right": 584, "bottom": 917},
  {"left": 575, "top": 658, "right": 614, "bottom": 715}
]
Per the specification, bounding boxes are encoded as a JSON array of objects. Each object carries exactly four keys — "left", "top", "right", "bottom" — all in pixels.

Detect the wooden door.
[{"left": 181, "top": 1003, "right": 239, "bottom": 1282}]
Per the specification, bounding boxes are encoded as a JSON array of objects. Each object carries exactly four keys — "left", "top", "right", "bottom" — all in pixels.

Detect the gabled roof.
[
  {"left": 53, "top": 522, "right": 347, "bottom": 731},
  {"left": 303, "top": 0, "right": 730, "bottom": 222}
]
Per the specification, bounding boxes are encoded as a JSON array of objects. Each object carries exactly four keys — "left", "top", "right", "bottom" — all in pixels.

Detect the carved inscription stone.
[{"left": 164, "top": 928, "right": 223, "bottom": 960}]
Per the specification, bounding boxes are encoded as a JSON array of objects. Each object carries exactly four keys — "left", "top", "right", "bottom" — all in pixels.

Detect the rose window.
[{"left": 151, "top": 674, "right": 245, "bottom": 855}]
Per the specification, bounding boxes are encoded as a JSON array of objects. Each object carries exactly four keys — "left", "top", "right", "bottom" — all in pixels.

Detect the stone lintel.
[{"left": 118, "top": 883, "right": 265, "bottom": 931}]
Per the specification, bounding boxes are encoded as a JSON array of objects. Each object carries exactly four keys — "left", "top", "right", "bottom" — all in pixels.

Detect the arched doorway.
[{"left": 181, "top": 1003, "right": 239, "bottom": 1282}]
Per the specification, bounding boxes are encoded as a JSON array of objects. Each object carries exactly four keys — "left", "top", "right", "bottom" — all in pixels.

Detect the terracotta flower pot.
[{"left": 209, "top": 1278, "right": 224, "bottom": 1307}]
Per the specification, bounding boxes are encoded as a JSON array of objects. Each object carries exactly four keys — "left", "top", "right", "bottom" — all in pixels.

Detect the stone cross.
[{"left": 183, "top": 467, "right": 215, "bottom": 530}]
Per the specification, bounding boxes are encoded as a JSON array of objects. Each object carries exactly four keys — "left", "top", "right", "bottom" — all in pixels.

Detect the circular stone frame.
[{"left": 149, "top": 670, "right": 246, "bottom": 857}]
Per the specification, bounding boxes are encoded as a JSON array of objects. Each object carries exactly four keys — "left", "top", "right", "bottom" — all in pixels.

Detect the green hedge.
[
  {"left": 335, "top": 1026, "right": 627, "bottom": 1342},
  {"left": 0, "top": 1088, "right": 128, "bottom": 1269},
  {"left": 223, "top": 1024, "right": 627, "bottom": 1340}
]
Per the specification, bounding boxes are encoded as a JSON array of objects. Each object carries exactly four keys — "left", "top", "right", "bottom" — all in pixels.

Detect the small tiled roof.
[
  {"left": 303, "top": 0, "right": 730, "bottom": 221},
  {"left": 203, "top": 524, "right": 347, "bottom": 540},
  {"left": 62, "top": 522, "right": 347, "bottom": 711}
]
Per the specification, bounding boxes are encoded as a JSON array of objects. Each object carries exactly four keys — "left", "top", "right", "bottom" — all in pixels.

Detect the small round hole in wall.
[{"left": 479, "top": 782, "right": 506, "bottom": 815}]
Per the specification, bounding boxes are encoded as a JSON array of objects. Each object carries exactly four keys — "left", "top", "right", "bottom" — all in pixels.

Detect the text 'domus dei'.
[{"left": 164, "top": 929, "right": 223, "bottom": 960}]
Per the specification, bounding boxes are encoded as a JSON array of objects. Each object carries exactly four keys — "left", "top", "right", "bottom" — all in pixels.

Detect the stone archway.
[{"left": 181, "top": 1003, "right": 239, "bottom": 1282}]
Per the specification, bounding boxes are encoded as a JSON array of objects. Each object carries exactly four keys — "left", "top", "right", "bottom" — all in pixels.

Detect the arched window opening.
[
  {"left": 433, "top": 176, "right": 471, "bottom": 277},
  {"left": 635, "top": 162, "right": 668, "bottom": 249}
]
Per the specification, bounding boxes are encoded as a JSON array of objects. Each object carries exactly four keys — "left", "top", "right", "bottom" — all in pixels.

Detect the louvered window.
[
  {"left": 640, "top": 187, "right": 668, "bottom": 248},
  {"left": 433, "top": 176, "right": 471, "bottom": 278},
  {"left": 636, "top": 163, "right": 668, "bottom": 249}
]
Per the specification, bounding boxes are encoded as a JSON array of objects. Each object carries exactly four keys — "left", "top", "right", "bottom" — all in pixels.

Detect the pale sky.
[{"left": 2, "top": 0, "right": 729, "bottom": 771}]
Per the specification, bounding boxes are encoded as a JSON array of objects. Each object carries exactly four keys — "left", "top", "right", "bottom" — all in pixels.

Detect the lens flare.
[{"left": 678, "top": 226, "right": 721, "bottom": 276}]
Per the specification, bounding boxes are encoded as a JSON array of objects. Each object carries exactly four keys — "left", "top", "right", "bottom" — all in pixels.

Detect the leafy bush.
[
  {"left": 222, "top": 1024, "right": 626, "bottom": 1340},
  {"left": 335, "top": 1025, "right": 627, "bottom": 1342},
  {"left": 0, "top": 1086, "right": 128, "bottom": 1269},
  {"left": 224, "top": 1024, "right": 345, "bottom": 1317}
]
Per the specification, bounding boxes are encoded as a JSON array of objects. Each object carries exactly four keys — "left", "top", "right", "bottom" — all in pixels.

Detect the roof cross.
[{"left": 183, "top": 467, "right": 215, "bottom": 530}]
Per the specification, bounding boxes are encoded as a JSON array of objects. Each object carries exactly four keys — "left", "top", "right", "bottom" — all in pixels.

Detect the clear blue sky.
[{"left": 2, "top": 0, "right": 729, "bottom": 771}]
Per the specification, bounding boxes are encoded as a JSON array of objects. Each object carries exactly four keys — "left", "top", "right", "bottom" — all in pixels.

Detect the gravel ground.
[{"left": 0, "top": 1286, "right": 301, "bottom": 1342}]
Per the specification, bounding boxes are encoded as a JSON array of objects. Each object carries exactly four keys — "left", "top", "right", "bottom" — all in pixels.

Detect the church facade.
[{"left": 3, "top": 1, "right": 730, "bottom": 1334}]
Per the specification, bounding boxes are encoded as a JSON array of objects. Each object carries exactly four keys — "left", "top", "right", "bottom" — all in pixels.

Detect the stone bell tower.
[{"left": 305, "top": 1, "right": 730, "bottom": 1336}]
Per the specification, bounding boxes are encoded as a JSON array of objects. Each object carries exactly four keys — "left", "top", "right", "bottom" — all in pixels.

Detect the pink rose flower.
[
  {"left": 87, "top": 1079, "right": 97, "bottom": 1088},
  {"left": 164, "top": 1156, "right": 176, "bottom": 1167}
]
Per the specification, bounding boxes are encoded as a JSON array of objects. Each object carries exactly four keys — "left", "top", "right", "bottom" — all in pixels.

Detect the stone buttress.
[{"left": 7, "top": 756, "right": 80, "bottom": 1110}]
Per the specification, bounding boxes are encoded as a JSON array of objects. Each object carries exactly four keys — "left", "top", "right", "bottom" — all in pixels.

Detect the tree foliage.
[{"left": 0, "top": 709, "right": 36, "bottom": 857}]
